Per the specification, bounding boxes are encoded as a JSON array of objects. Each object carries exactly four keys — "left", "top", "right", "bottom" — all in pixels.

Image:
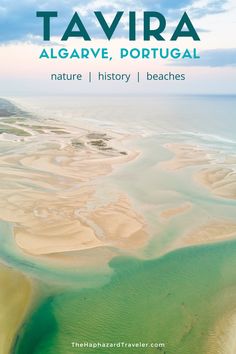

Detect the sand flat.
[
  {"left": 13, "top": 195, "right": 147, "bottom": 256},
  {"left": 0, "top": 264, "right": 32, "bottom": 354},
  {"left": 0, "top": 118, "right": 147, "bottom": 262},
  {"left": 207, "top": 312, "right": 236, "bottom": 354},
  {"left": 160, "top": 202, "right": 192, "bottom": 219},
  {"left": 195, "top": 167, "right": 236, "bottom": 200},
  {"left": 171, "top": 221, "right": 236, "bottom": 251},
  {"left": 160, "top": 143, "right": 211, "bottom": 170},
  {"left": 90, "top": 196, "right": 148, "bottom": 249},
  {"left": 206, "top": 288, "right": 236, "bottom": 354},
  {"left": 162, "top": 143, "right": 236, "bottom": 201}
]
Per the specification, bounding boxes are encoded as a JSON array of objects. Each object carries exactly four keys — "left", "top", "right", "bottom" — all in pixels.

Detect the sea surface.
[{"left": 0, "top": 95, "right": 236, "bottom": 354}]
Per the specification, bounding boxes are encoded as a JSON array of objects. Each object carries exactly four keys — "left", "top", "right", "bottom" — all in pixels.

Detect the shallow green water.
[
  {"left": 14, "top": 240, "right": 236, "bottom": 354},
  {"left": 1, "top": 95, "right": 236, "bottom": 354}
]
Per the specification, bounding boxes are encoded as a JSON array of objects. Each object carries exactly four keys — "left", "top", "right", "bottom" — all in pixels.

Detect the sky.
[{"left": 0, "top": 0, "right": 235, "bottom": 95}]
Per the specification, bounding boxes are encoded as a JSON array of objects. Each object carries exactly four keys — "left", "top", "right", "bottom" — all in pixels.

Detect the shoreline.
[
  {"left": 160, "top": 142, "right": 236, "bottom": 250},
  {"left": 0, "top": 100, "right": 148, "bottom": 265},
  {"left": 2, "top": 96, "right": 236, "bottom": 354},
  {"left": 162, "top": 143, "right": 236, "bottom": 202},
  {"left": 0, "top": 263, "right": 33, "bottom": 354}
]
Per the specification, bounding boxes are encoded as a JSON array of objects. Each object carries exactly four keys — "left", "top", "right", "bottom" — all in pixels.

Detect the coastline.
[
  {"left": 0, "top": 101, "right": 148, "bottom": 264},
  {"left": 0, "top": 263, "right": 32, "bottom": 354},
  {"left": 160, "top": 142, "right": 236, "bottom": 250},
  {"left": 1, "top": 96, "right": 236, "bottom": 354}
]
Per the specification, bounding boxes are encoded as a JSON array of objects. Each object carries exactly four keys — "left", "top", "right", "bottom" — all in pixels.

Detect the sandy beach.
[
  {"left": 206, "top": 293, "right": 236, "bottom": 354},
  {"left": 207, "top": 312, "right": 236, "bottom": 354},
  {"left": 0, "top": 264, "right": 32, "bottom": 354}
]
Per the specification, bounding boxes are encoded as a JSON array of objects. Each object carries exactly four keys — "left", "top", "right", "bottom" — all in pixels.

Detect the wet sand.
[
  {"left": 161, "top": 143, "right": 236, "bottom": 250},
  {"left": 0, "top": 116, "right": 147, "bottom": 262},
  {"left": 0, "top": 264, "right": 32, "bottom": 354},
  {"left": 206, "top": 290, "right": 236, "bottom": 354},
  {"left": 162, "top": 143, "right": 236, "bottom": 201},
  {"left": 195, "top": 167, "right": 236, "bottom": 200},
  {"left": 160, "top": 202, "right": 192, "bottom": 219},
  {"left": 172, "top": 221, "right": 236, "bottom": 250},
  {"left": 160, "top": 143, "right": 211, "bottom": 170},
  {"left": 207, "top": 312, "right": 236, "bottom": 354},
  {"left": 2, "top": 98, "right": 236, "bottom": 354}
]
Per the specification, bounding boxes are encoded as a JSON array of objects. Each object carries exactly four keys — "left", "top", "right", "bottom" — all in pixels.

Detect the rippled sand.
[
  {"left": 0, "top": 110, "right": 147, "bottom": 264},
  {"left": 161, "top": 143, "right": 236, "bottom": 249},
  {"left": 163, "top": 143, "right": 236, "bottom": 202},
  {"left": 2, "top": 99, "right": 236, "bottom": 354},
  {"left": 207, "top": 299, "right": 236, "bottom": 354},
  {"left": 196, "top": 167, "right": 236, "bottom": 200}
]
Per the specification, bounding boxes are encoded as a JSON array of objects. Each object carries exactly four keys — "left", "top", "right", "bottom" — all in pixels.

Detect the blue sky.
[
  {"left": 0, "top": 0, "right": 230, "bottom": 42},
  {"left": 0, "top": 0, "right": 235, "bottom": 94},
  {"left": 175, "top": 48, "right": 236, "bottom": 67}
]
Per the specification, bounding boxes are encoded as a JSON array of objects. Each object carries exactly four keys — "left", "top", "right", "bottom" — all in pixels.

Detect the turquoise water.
[
  {"left": 14, "top": 240, "right": 236, "bottom": 354},
  {"left": 16, "top": 95, "right": 236, "bottom": 142},
  {"left": 0, "top": 221, "right": 112, "bottom": 289}
]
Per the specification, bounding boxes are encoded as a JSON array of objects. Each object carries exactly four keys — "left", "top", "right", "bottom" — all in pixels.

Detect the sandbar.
[
  {"left": 0, "top": 264, "right": 32, "bottom": 354},
  {"left": 195, "top": 167, "right": 236, "bottom": 200},
  {"left": 171, "top": 221, "right": 236, "bottom": 251},
  {"left": 160, "top": 143, "right": 211, "bottom": 170},
  {"left": 0, "top": 117, "right": 147, "bottom": 263},
  {"left": 160, "top": 202, "right": 192, "bottom": 219}
]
